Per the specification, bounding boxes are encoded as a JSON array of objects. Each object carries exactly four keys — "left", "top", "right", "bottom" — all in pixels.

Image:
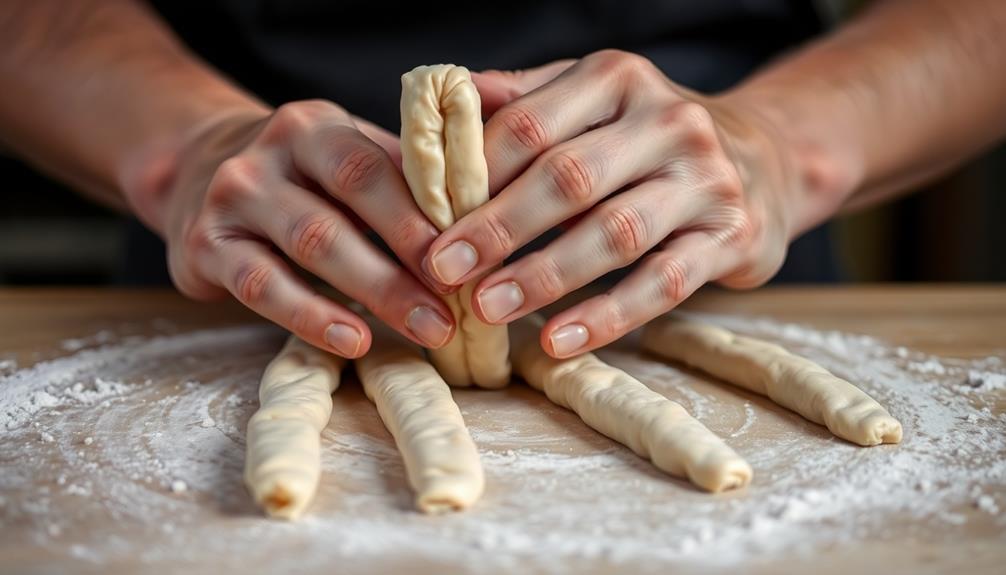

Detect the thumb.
[{"left": 471, "top": 59, "right": 576, "bottom": 117}]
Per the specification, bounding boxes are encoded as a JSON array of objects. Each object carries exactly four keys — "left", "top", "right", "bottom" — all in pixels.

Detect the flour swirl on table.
[{"left": 0, "top": 315, "right": 1003, "bottom": 573}]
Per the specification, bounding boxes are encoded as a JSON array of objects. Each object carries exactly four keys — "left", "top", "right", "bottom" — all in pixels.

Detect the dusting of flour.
[{"left": 0, "top": 314, "right": 1003, "bottom": 574}]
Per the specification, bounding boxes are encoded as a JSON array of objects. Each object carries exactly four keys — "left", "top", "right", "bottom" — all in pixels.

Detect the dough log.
[
  {"left": 400, "top": 64, "right": 510, "bottom": 389},
  {"left": 244, "top": 335, "right": 346, "bottom": 520},
  {"left": 355, "top": 321, "right": 485, "bottom": 513},
  {"left": 642, "top": 316, "right": 903, "bottom": 446},
  {"left": 510, "top": 316, "right": 752, "bottom": 493}
]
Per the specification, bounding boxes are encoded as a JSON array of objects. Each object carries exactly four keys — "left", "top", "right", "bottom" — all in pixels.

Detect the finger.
[
  {"left": 237, "top": 178, "right": 456, "bottom": 350},
  {"left": 482, "top": 52, "right": 641, "bottom": 195},
  {"left": 471, "top": 59, "right": 576, "bottom": 117},
  {"left": 206, "top": 237, "right": 373, "bottom": 358},
  {"left": 539, "top": 232, "right": 739, "bottom": 358},
  {"left": 352, "top": 115, "right": 403, "bottom": 169},
  {"left": 423, "top": 115, "right": 678, "bottom": 288},
  {"left": 290, "top": 120, "right": 440, "bottom": 283},
  {"left": 470, "top": 179, "right": 707, "bottom": 324}
]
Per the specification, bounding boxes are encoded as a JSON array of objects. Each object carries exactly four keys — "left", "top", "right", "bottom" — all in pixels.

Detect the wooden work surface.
[{"left": 0, "top": 286, "right": 1004, "bottom": 574}]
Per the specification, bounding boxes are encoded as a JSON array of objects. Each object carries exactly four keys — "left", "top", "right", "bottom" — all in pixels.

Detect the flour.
[
  {"left": 729, "top": 403, "right": 756, "bottom": 438},
  {"left": 0, "top": 316, "right": 1003, "bottom": 574},
  {"left": 60, "top": 329, "right": 115, "bottom": 352},
  {"left": 907, "top": 358, "right": 948, "bottom": 375},
  {"left": 965, "top": 369, "right": 1006, "bottom": 392}
]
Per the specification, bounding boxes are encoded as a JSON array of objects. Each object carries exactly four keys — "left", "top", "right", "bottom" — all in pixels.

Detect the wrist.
[
  {"left": 118, "top": 103, "right": 269, "bottom": 236},
  {"left": 714, "top": 87, "right": 866, "bottom": 238}
]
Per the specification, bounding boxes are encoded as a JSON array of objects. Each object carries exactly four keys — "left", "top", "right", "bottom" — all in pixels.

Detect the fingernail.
[
  {"left": 430, "top": 241, "right": 478, "bottom": 284},
  {"left": 324, "top": 323, "right": 363, "bottom": 357},
  {"left": 406, "top": 306, "right": 454, "bottom": 348},
  {"left": 549, "top": 323, "right": 589, "bottom": 357},
  {"left": 477, "top": 281, "right": 524, "bottom": 322}
]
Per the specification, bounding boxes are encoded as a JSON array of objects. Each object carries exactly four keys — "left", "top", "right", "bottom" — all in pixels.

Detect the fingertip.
[
  {"left": 405, "top": 304, "right": 456, "bottom": 349},
  {"left": 322, "top": 321, "right": 369, "bottom": 359},
  {"left": 423, "top": 239, "right": 479, "bottom": 287},
  {"left": 540, "top": 316, "right": 593, "bottom": 359},
  {"left": 419, "top": 255, "right": 458, "bottom": 294},
  {"left": 353, "top": 323, "right": 373, "bottom": 357},
  {"left": 539, "top": 325, "right": 558, "bottom": 358},
  {"left": 474, "top": 278, "right": 526, "bottom": 324}
]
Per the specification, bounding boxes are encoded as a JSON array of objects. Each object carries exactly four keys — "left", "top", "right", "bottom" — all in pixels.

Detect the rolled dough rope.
[
  {"left": 510, "top": 315, "right": 752, "bottom": 492},
  {"left": 641, "top": 316, "right": 903, "bottom": 446},
  {"left": 244, "top": 335, "right": 345, "bottom": 520},
  {"left": 400, "top": 64, "right": 510, "bottom": 389},
  {"left": 354, "top": 320, "right": 484, "bottom": 513}
]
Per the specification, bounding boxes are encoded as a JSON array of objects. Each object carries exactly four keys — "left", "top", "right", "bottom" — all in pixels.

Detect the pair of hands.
[{"left": 142, "top": 50, "right": 797, "bottom": 360}]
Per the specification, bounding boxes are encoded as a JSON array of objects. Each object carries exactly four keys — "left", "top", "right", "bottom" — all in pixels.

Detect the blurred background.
[{"left": 2, "top": 0, "right": 1003, "bottom": 286}]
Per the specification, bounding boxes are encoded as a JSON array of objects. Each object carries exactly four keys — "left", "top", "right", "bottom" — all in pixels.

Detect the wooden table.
[{"left": 1, "top": 286, "right": 1004, "bottom": 574}]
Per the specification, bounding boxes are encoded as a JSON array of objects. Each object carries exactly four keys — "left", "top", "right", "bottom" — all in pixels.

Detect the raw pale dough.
[
  {"left": 244, "top": 336, "right": 345, "bottom": 520},
  {"left": 354, "top": 321, "right": 484, "bottom": 513},
  {"left": 400, "top": 64, "right": 510, "bottom": 389},
  {"left": 510, "top": 316, "right": 752, "bottom": 492},
  {"left": 641, "top": 316, "right": 903, "bottom": 446}
]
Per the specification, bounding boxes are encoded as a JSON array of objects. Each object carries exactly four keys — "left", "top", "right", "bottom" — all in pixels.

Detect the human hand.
[
  {"left": 420, "top": 50, "right": 803, "bottom": 358},
  {"left": 124, "top": 101, "right": 456, "bottom": 358}
]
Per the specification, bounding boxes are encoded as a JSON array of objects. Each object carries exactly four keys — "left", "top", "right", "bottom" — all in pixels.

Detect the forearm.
[
  {"left": 0, "top": 0, "right": 268, "bottom": 226},
  {"left": 721, "top": 0, "right": 1006, "bottom": 237}
]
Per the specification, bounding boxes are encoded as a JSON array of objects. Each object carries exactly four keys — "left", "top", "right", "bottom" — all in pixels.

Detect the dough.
[
  {"left": 244, "top": 336, "right": 345, "bottom": 520},
  {"left": 510, "top": 316, "right": 752, "bottom": 492},
  {"left": 400, "top": 64, "right": 510, "bottom": 389},
  {"left": 355, "top": 320, "right": 484, "bottom": 513},
  {"left": 641, "top": 316, "right": 903, "bottom": 446}
]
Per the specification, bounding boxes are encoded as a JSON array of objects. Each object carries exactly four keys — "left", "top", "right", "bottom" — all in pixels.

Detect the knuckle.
[
  {"left": 208, "top": 157, "right": 263, "bottom": 208},
  {"left": 529, "top": 253, "right": 567, "bottom": 302},
  {"left": 387, "top": 214, "right": 436, "bottom": 252},
  {"left": 651, "top": 254, "right": 690, "bottom": 304},
  {"left": 264, "top": 103, "right": 314, "bottom": 142},
  {"left": 498, "top": 105, "right": 550, "bottom": 151},
  {"left": 599, "top": 297, "right": 631, "bottom": 338},
  {"left": 271, "top": 101, "right": 328, "bottom": 132},
  {"left": 233, "top": 261, "right": 273, "bottom": 306},
  {"left": 262, "top": 100, "right": 345, "bottom": 143},
  {"left": 181, "top": 218, "right": 212, "bottom": 257},
  {"left": 599, "top": 204, "right": 649, "bottom": 260},
  {"left": 477, "top": 210, "right": 518, "bottom": 257},
  {"left": 543, "top": 151, "right": 594, "bottom": 205},
  {"left": 356, "top": 268, "right": 404, "bottom": 313},
  {"left": 296, "top": 99, "right": 343, "bottom": 114},
  {"left": 329, "top": 145, "right": 386, "bottom": 196},
  {"left": 589, "top": 49, "right": 653, "bottom": 80},
  {"left": 288, "top": 213, "right": 344, "bottom": 263},
  {"left": 717, "top": 207, "right": 758, "bottom": 247},
  {"left": 708, "top": 162, "right": 744, "bottom": 203},
  {"left": 364, "top": 273, "right": 400, "bottom": 312},
  {"left": 671, "top": 102, "right": 719, "bottom": 154},
  {"left": 287, "top": 299, "right": 316, "bottom": 334}
]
